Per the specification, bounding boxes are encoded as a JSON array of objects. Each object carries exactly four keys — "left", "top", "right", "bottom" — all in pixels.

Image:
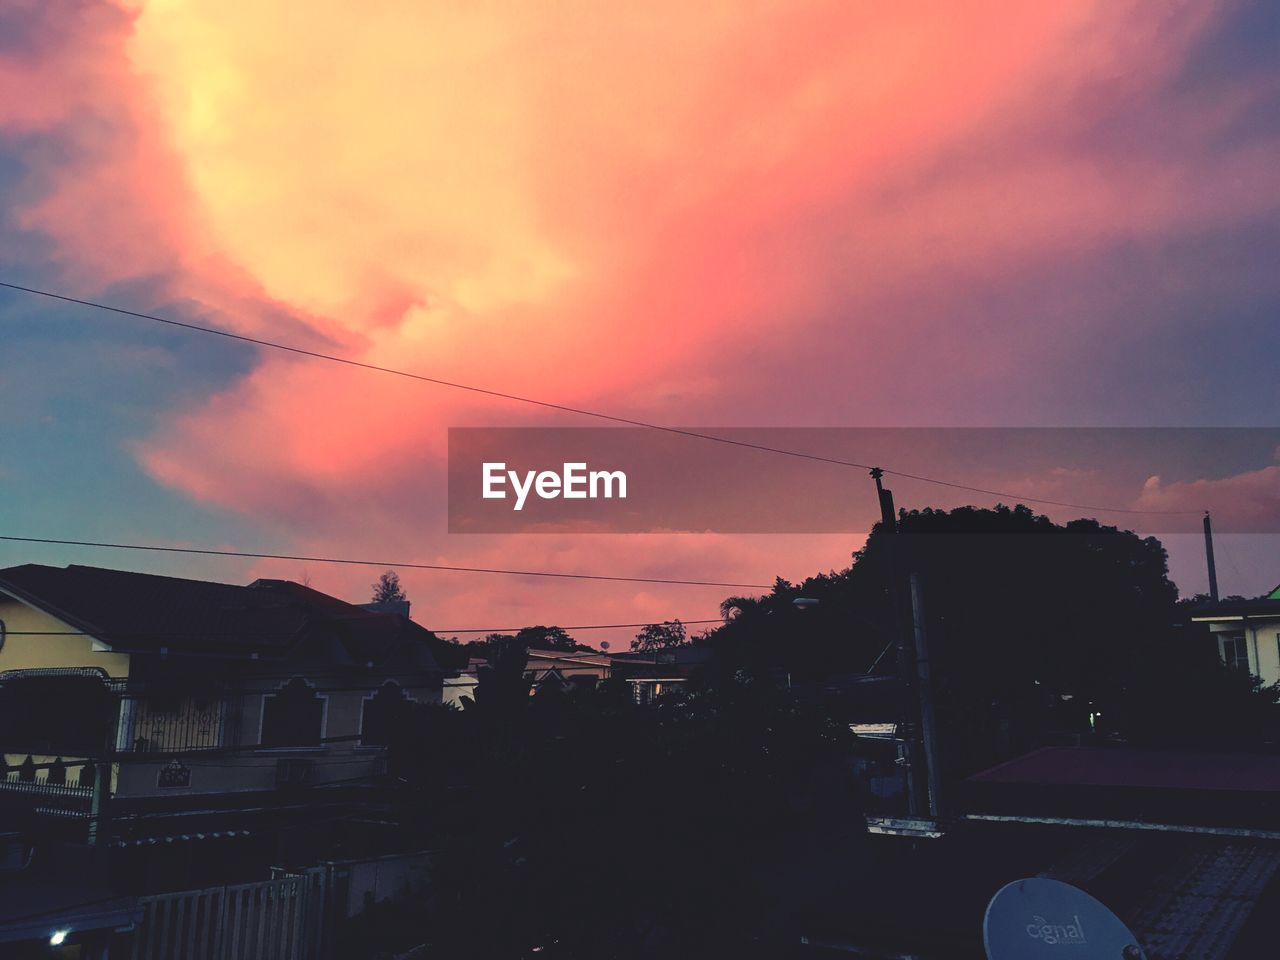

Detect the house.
[
  {"left": 441, "top": 648, "right": 613, "bottom": 707},
  {"left": 0, "top": 563, "right": 451, "bottom": 846},
  {"left": 1192, "top": 584, "right": 1280, "bottom": 684},
  {"left": 441, "top": 657, "right": 485, "bottom": 707},
  {"left": 606, "top": 645, "right": 713, "bottom": 704},
  {"left": 524, "top": 647, "right": 612, "bottom": 695}
]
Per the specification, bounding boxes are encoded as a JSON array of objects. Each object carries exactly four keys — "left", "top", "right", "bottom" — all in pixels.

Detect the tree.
[
  {"left": 514, "top": 625, "right": 581, "bottom": 652},
  {"left": 632, "top": 620, "right": 687, "bottom": 652},
  {"left": 402, "top": 671, "right": 866, "bottom": 958},
  {"left": 701, "top": 504, "right": 1265, "bottom": 767},
  {"left": 371, "top": 570, "right": 407, "bottom": 603}
]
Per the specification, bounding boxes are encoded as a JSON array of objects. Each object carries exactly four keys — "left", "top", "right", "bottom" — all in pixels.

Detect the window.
[
  {"left": 360, "top": 682, "right": 410, "bottom": 746},
  {"left": 1222, "top": 635, "right": 1250, "bottom": 673},
  {"left": 260, "top": 678, "right": 324, "bottom": 747}
]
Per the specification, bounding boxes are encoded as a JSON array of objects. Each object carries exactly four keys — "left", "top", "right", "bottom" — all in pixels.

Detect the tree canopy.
[
  {"left": 632, "top": 619, "right": 688, "bottom": 652},
  {"left": 387, "top": 671, "right": 866, "bottom": 958},
  {"left": 371, "top": 570, "right": 407, "bottom": 603},
  {"left": 702, "top": 504, "right": 1276, "bottom": 764}
]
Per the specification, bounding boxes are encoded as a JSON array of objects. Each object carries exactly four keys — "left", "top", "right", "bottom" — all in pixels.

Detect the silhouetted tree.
[
  {"left": 514, "top": 625, "right": 582, "bottom": 652},
  {"left": 400, "top": 671, "right": 865, "bottom": 958},
  {"left": 460, "top": 635, "right": 531, "bottom": 721},
  {"left": 702, "top": 504, "right": 1276, "bottom": 766},
  {"left": 632, "top": 620, "right": 687, "bottom": 652},
  {"left": 371, "top": 570, "right": 407, "bottom": 603}
]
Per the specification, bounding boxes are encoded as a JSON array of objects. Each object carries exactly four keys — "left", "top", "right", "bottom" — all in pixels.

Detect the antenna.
[{"left": 984, "top": 877, "right": 1144, "bottom": 958}]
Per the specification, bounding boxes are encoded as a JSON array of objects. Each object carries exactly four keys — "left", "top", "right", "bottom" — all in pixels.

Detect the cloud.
[
  {"left": 1137, "top": 450, "right": 1280, "bottom": 533},
  {"left": 5, "top": 1, "right": 1280, "bottom": 629},
  {"left": 112, "top": 0, "right": 1226, "bottom": 508}
]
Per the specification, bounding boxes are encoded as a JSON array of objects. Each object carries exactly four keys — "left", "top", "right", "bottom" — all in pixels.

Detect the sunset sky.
[{"left": 1, "top": 0, "right": 1278, "bottom": 647}]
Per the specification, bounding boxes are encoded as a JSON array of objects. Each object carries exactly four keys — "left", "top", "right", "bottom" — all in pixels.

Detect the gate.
[{"left": 130, "top": 873, "right": 325, "bottom": 960}]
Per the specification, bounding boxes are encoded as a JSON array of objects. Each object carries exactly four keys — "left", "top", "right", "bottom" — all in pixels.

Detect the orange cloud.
[
  {"left": 112, "top": 0, "right": 1131, "bottom": 507},
  {"left": 6, "top": 1, "right": 1276, "bottom": 632}
]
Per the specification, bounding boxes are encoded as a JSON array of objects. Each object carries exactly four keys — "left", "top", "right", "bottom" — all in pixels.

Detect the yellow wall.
[
  {"left": 0, "top": 595, "right": 131, "bottom": 677},
  {"left": 1, "top": 596, "right": 129, "bottom": 783}
]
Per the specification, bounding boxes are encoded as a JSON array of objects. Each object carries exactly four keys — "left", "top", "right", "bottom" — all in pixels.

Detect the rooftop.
[
  {"left": 1192, "top": 587, "right": 1280, "bottom": 620},
  {"left": 0, "top": 563, "right": 446, "bottom": 670}
]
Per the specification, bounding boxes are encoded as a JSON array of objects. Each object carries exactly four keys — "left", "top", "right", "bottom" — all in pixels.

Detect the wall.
[
  {"left": 113, "top": 673, "right": 441, "bottom": 800},
  {"left": 1206, "top": 618, "right": 1280, "bottom": 686},
  {"left": 0, "top": 595, "right": 131, "bottom": 677},
  {"left": 442, "top": 675, "right": 477, "bottom": 708},
  {"left": 0, "top": 596, "right": 129, "bottom": 786}
]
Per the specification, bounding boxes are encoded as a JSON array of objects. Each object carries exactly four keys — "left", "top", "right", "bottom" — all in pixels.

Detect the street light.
[
  {"left": 793, "top": 598, "right": 820, "bottom": 610},
  {"left": 49, "top": 929, "right": 69, "bottom": 947}
]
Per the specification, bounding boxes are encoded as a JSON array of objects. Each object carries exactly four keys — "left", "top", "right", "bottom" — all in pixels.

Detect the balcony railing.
[
  {"left": 113, "top": 693, "right": 240, "bottom": 755},
  {"left": 0, "top": 673, "right": 242, "bottom": 758}
]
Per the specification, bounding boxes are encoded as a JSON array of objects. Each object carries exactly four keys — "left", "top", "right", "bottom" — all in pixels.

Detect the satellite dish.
[
  {"left": 984, "top": 878, "right": 1145, "bottom": 959},
  {"left": 599, "top": 641, "right": 610, "bottom": 650}
]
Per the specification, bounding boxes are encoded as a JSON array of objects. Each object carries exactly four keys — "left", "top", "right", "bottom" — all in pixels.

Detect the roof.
[
  {"left": 1115, "top": 836, "right": 1280, "bottom": 960},
  {"left": 822, "top": 819, "right": 1280, "bottom": 959},
  {"left": 606, "top": 646, "right": 713, "bottom": 665},
  {"left": 525, "top": 648, "right": 611, "bottom": 667},
  {"left": 0, "top": 563, "right": 444, "bottom": 670},
  {"left": 985, "top": 823, "right": 1280, "bottom": 960},
  {"left": 1192, "top": 596, "right": 1280, "bottom": 620},
  {"left": 969, "top": 746, "right": 1280, "bottom": 794}
]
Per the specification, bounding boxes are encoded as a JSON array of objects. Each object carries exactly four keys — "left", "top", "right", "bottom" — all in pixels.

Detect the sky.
[{"left": 1, "top": 0, "right": 1278, "bottom": 648}]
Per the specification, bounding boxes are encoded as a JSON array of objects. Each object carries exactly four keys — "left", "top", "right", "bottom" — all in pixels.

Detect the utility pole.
[
  {"left": 1203, "top": 511, "right": 1219, "bottom": 602},
  {"left": 870, "top": 467, "right": 897, "bottom": 533},
  {"left": 870, "top": 468, "right": 922, "bottom": 817},
  {"left": 910, "top": 573, "right": 943, "bottom": 819},
  {"left": 870, "top": 468, "right": 944, "bottom": 821}
]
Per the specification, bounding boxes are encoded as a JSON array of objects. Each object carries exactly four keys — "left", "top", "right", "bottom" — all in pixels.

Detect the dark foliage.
[
  {"left": 387, "top": 664, "right": 866, "bottom": 959},
  {"left": 452, "top": 626, "right": 593, "bottom": 662},
  {"left": 371, "top": 570, "right": 407, "bottom": 603},
  {"left": 630, "top": 620, "right": 687, "bottom": 652},
  {"left": 703, "top": 505, "right": 1280, "bottom": 765}
]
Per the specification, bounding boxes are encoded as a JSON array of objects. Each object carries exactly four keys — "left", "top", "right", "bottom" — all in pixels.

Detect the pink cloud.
[
  {"left": 1136, "top": 451, "right": 1280, "bottom": 533},
  {"left": 5, "top": 1, "right": 1279, "bottom": 630}
]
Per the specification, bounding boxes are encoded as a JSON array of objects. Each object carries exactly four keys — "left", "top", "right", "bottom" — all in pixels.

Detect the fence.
[
  {"left": 0, "top": 772, "right": 94, "bottom": 819},
  {"left": 129, "top": 873, "right": 325, "bottom": 960}
]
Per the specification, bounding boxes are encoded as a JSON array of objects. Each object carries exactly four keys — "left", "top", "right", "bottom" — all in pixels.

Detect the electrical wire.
[
  {"left": 1, "top": 619, "right": 723, "bottom": 642},
  {"left": 0, "top": 534, "right": 770, "bottom": 588},
  {"left": 0, "top": 281, "right": 1204, "bottom": 516}
]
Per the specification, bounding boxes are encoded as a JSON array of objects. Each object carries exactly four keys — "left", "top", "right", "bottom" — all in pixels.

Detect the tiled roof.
[
  {"left": 0, "top": 563, "right": 443, "bottom": 670},
  {"left": 1191, "top": 597, "right": 1280, "bottom": 619},
  {"left": 1118, "top": 837, "right": 1280, "bottom": 960}
]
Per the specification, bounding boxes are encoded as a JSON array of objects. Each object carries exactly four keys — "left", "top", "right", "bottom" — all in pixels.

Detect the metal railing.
[
  {"left": 114, "top": 693, "right": 241, "bottom": 755},
  {"left": 0, "top": 767, "right": 94, "bottom": 818},
  {"left": 0, "top": 676, "right": 244, "bottom": 758}
]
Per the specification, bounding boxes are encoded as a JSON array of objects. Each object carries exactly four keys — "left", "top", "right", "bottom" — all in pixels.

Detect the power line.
[
  {"left": 0, "top": 281, "right": 1202, "bottom": 516},
  {"left": 0, "top": 534, "right": 771, "bottom": 589},
  {"left": 3, "top": 620, "right": 724, "bottom": 641},
  {"left": 418, "top": 618, "right": 721, "bottom": 634}
]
